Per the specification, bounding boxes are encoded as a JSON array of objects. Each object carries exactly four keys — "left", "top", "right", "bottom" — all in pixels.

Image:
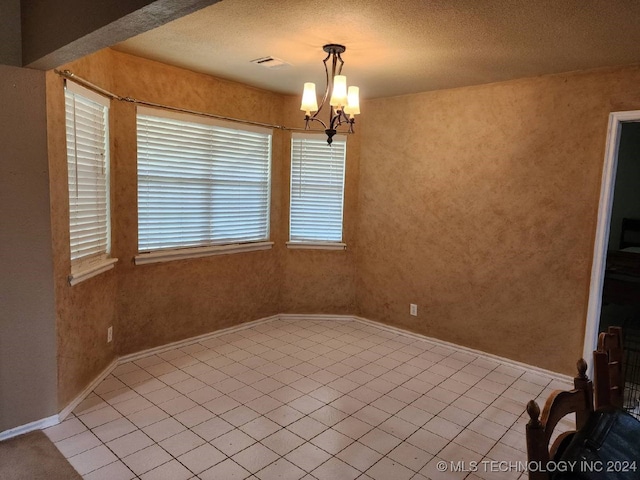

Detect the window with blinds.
[
  {"left": 65, "top": 81, "right": 111, "bottom": 267},
  {"left": 290, "top": 133, "right": 346, "bottom": 243},
  {"left": 136, "top": 107, "right": 272, "bottom": 253}
]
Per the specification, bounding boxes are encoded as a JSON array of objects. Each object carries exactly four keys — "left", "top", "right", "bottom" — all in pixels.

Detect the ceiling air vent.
[{"left": 250, "top": 56, "right": 291, "bottom": 69}]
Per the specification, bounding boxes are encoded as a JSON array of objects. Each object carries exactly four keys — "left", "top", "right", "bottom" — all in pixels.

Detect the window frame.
[
  {"left": 288, "top": 132, "right": 347, "bottom": 250},
  {"left": 135, "top": 107, "right": 274, "bottom": 265},
  {"left": 64, "top": 81, "right": 117, "bottom": 285}
]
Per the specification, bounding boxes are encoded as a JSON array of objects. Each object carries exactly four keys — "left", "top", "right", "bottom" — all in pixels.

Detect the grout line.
[{"left": 56, "top": 317, "right": 553, "bottom": 480}]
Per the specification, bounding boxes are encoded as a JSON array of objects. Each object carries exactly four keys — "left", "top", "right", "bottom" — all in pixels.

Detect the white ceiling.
[{"left": 113, "top": 0, "right": 640, "bottom": 100}]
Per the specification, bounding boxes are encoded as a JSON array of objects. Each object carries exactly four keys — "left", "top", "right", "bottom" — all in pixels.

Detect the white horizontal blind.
[
  {"left": 137, "top": 107, "right": 272, "bottom": 252},
  {"left": 290, "top": 133, "right": 346, "bottom": 242},
  {"left": 65, "top": 82, "right": 110, "bottom": 264}
]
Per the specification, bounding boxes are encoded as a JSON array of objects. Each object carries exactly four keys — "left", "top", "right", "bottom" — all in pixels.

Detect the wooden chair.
[
  {"left": 593, "top": 326, "right": 624, "bottom": 409},
  {"left": 525, "top": 359, "right": 593, "bottom": 480}
]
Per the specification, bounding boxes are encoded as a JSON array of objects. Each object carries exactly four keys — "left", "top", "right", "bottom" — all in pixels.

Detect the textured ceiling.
[{"left": 113, "top": 0, "right": 640, "bottom": 100}]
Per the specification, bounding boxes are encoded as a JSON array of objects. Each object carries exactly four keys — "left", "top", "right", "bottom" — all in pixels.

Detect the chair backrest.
[
  {"left": 525, "top": 359, "right": 594, "bottom": 480},
  {"left": 593, "top": 326, "right": 624, "bottom": 409}
]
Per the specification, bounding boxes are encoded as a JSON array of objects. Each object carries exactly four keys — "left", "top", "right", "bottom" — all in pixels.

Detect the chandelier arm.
[
  {"left": 311, "top": 51, "right": 333, "bottom": 121},
  {"left": 339, "top": 109, "right": 349, "bottom": 125},
  {"left": 330, "top": 112, "right": 355, "bottom": 133},
  {"left": 305, "top": 115, "right": 327, "bottom": 130},
  {"left": 330, "top": 52, "right": 344, "bottom": 113},
  {"left": 335, "top": 51, "right": 344, "bottom": 76}
]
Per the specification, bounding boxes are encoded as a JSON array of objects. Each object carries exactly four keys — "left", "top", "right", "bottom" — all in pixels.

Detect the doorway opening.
[{"left": 584, "top": 111, "right": 640, "bottom": 416}]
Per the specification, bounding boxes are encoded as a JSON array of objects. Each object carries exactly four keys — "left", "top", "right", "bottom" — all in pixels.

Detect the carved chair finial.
[
  {"left": 526, "top": 399, "right": 541, "bottom": 427},
  {"left": 577, "top": 358, "right": 588, "bottom": 378}
]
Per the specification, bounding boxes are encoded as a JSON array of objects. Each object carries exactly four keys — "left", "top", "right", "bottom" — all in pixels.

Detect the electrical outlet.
[
  {"left": 107, "top": 326, "right": 113, "bottom": 343},
  {"left": 410, "top": 304, "right": 418, "bottom": 316}
]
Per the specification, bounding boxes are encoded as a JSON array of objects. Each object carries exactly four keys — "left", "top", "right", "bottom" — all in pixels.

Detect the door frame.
[{"left": 583, "top": 110, "right": 640, "bottom": 365}]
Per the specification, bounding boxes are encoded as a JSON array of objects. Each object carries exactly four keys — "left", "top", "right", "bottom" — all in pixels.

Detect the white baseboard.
[
  {"left": 350, "top": 315, "right": 573, "bottom": 383},
  {"left": 0, "top": 414, "right": 59, "bottom": 442},
  {"left": 278, "top": 313, "right": 571, "bottom": 383},
  {"left": 119, "top": 315, "right": 280, "bottom": 364},
  {"left": 58, "top": 359, "right": 119, "bottom": 422},
  {"left": 1, "top": 312, "right": 571, "bottom": 440},
  {"left": 1, "top": 364, "right": 118, "bottom": 441},
  {"left": 278, "top": 313, "right": 354, "bottom": 322}
]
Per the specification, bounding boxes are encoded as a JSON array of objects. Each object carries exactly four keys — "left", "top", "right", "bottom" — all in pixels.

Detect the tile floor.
[{"left": 44, "top": 318, "right": 574, "bottom": 480}]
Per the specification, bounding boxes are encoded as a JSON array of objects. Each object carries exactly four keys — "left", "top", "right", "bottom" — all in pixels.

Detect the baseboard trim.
[
  {"left": 277, "top": 313, "right": 571, "bottom": 383},
  {"left": 0, "top": 315, "right": 280, "bottom": 441},
  {"left": 2, "top": 312, "right": 572, "bottom": 440},
  {"left": 278, "top": 313, "right": 354, "bottom": 322},
  {"left": 350, "top": 315, "right": 573, "bottom": 383},
  {"left": 58, "top": 359, "right": 119, "bottom": 422},
  {"left": 119, "top": 315, "right": 280, "bottom": 364},
  {"left": 0, "top": 414, "right": 59, "bottom": 442}
]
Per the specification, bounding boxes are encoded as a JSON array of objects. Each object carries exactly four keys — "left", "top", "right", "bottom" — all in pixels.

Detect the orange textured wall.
[
  {"left": 356, "top": 66, "right": 640, "bottom": 374},
  {"left": 277, "top": 96, "right": 360, "bottom": 314},
  {"left": 107, "top": 50, "right": 285, "bottom": 355},
  {"left": 48, "top": 48, "right": 286, "bottom": 406},
  {"left": 49, "top": 47, "right": 640, "bottom": 412},
  {"left": 48, "top": 47, "right": 362, "bottom": 407},
  {"left": 47, "top": 54, "right": 118, "bottom": 408}
]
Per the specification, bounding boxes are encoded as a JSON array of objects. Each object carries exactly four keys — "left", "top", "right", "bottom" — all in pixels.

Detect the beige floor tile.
[{"left": 46, "top": 319, "right": 566, "bottom": 480}]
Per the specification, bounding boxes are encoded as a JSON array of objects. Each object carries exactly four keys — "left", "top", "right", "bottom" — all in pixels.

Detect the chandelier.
[{"left": 300, "top": 44, "right": 360, "bottom": 145}]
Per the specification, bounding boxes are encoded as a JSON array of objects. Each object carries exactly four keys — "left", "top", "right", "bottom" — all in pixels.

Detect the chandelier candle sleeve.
[
  {"left": 344, "top": 86, "right": 360, "bottom": 117},
  {"left": 330, "top": 75, "right": 348, "bottom": 108},
  {"left": 300, "top": 44, "right": 360, "bottom": 145},
  {"left": 301, "top": 82, "right": 318, "bottom": 115}
]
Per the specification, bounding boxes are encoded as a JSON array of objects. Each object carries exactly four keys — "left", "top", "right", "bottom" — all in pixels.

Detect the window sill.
[
  {"left": 135, "top": 241, "right": 274, "bottom": 265},
  {"left": 69, "top": 258, "right": 118, "bottom": 286},
  {"left": 286, "top": 241, "right": 347, "bottom": 251}
]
